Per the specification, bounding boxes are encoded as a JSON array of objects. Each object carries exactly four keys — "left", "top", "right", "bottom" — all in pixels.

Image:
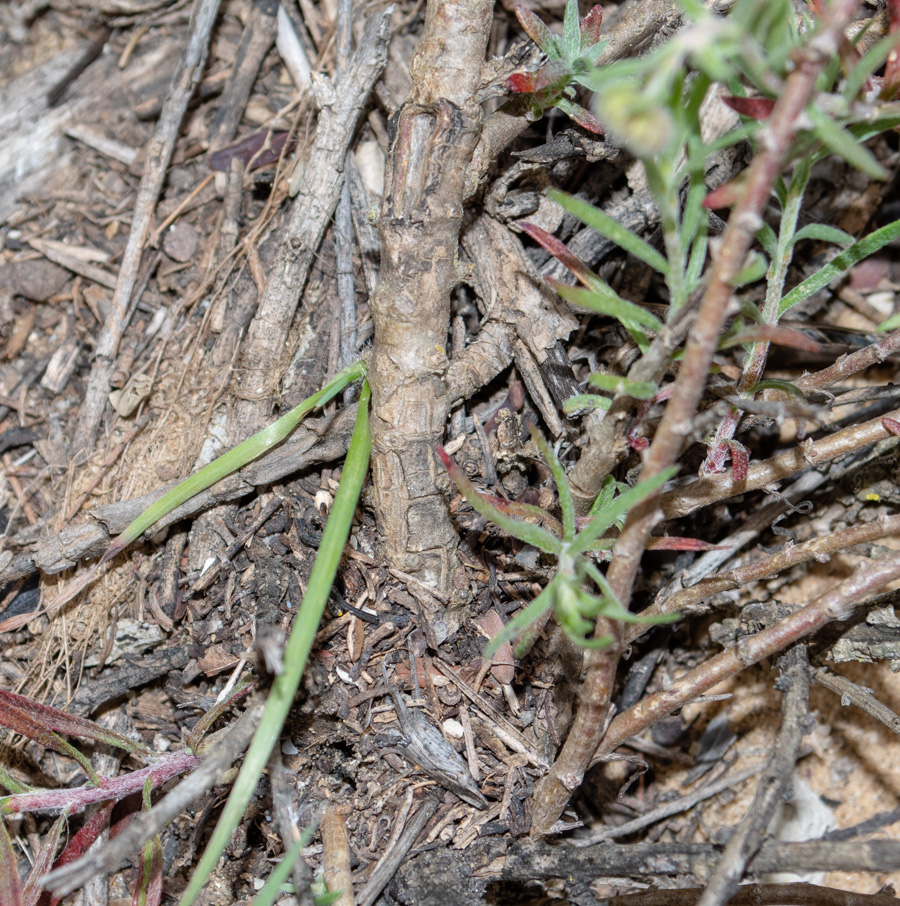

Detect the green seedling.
[
  {"left": 440, "top": 433, "right": 682, "bottom": 659},
  {"left": 508, "top": 0, "right": 606, "bottom": 133}
]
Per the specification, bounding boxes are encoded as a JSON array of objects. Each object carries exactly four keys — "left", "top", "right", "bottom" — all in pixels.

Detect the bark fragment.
[{"left": 368, "top": 0, "right": 495, "bottom": 591}]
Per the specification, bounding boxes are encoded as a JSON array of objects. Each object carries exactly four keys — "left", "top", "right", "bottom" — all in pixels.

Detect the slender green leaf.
[
  {"left": 179, "top": 383, "right": 372, "bottom": 906},
  {"left": 748, "top": 378, "right": 804, "bottom": 398},
  {"left": 789, "top": 223, "right": 854, "bottom": 247},
  {"left": 563, "top": 0, "right": 580, "bottom": 60},
  {"left": 878, "top": 312, "right": 900, "bottom": 332},
  {"left": 439, "top": 448, "right": 562, "bottom": 555},
  {"left": 569, "top": 466, "right": 677, "bottom": 557},
  {"left": 549, "top": 190, "right": 670, "bottom": 275},
  {"left": 529, "top": 429, "right": 574, "bottom": 543},
  {"left": 0, "top": 766, "right": 31, "bottom": 796},
  {"left": 588, "top": 373, "right": 657, "bottom": 399},
  {"left": 108, "top": 361, "right": 367, "bottom": 557},
  {"left": 844, "top": 30, "right": 900, "bottom": 101},
  {"left": 807, "top": 106, "right": 889, "bottom": 180},
  {"left": 756, "top": 223, "right": 778, "bottom": 259},
  {"left": 514, "top": 5, "right": 561, "bottom": 59},
  {"left": 729, "top": 251, "right": 768, "bottom": 287},
  {"left": 589, "top": 475, "right": 617, "bottom": 518},
  {"left": 551, "top": 281, "right": 663, "bottom": 331},
  {"left": 779, "top": 218, "right": 900, "bottom": 316},
  {"left": 485, "top": 576, "right": 561, "bottom": 660},
  {"left": 251, "top": 826, "right": 315, "bottom": 906},
  {"left": 564, "top": 393, "right": 611, "bottom": 413}
]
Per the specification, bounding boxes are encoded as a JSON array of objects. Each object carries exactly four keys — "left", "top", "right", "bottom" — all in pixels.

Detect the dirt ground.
[{"left": 4, "top": 1, "right": 900, "bottom": 904}]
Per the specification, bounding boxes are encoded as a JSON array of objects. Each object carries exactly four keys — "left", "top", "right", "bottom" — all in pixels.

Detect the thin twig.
[
  {"left": 322, "top": 808, "right": 356, "bottom": 906},
  {"left": 612, "top": 883, "right": 900, "bottom": 906},
  {"left": 697, "top": 646, "right": 810, "bottom": 906},
  {"left": 630, "top": 513, "right": 900, "bottom": 642},
  {"left": 357, "top": 797, "right": 439, "bottom": 906},
  {"left": 72, "top": 0, "right": 224, "bottom": 454},
  {"left": 661, "top": 406, "right": 900, "bottom": 521},
  {"left": 576, "top": 763, "right": 764, "bottom": 845},
  {"left": 815, "top": 667, "right": 900, "bottom": 736},
  {"left": 44, "top": 699, "right": 265, "bottom": 897},
  {"left": 599, "top": 550, "right": 900, "bottom": 761}
]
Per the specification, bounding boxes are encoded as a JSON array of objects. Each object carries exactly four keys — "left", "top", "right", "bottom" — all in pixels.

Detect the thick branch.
[{"left": 368, "top": 0, "right": 495, "bottom": 591}]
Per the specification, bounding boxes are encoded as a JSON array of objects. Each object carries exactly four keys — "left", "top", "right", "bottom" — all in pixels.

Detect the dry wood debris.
[{"left": 4, "top": 1, "right": 900, "bottom": 904}]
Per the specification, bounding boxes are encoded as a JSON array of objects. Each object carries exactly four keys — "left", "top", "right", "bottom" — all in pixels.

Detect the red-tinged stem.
[
  {"left": 2, "top": 752, "right": 199, "bottom": 815},
  {"left": 529, "top": 0, "right": 863, "bottom": 835}
]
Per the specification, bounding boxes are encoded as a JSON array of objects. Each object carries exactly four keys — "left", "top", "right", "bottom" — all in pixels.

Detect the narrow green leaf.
[
  {"left": 0, "top": 766, "right": 32, "bottom": 796},
  {"left": 485, "top": 576, "right": 560, "bottom": 660},
  {"left": 844, "top": 30, "right": 900, "bottom": 101},
  {"left": 779, "top": 218, "right": 900, "bottom": 316},
  {"left": 563, "top": 0, "right": 580, "bottom": 60},
  {"left": 179, "top": 383, "right": 372, "bottom": 906},
  {"left": 109, "top": 361, "right": 367, "bottom": 557},
  {"left": 251, "top": 826, "right": 315, "bottom": 906},
  {"left": 529, "top": 428, "right": 575, "bottom": 543},
  {"left": 878, "top": 312, "right": 900, "bottom": 332},
  {"left": 514, "top": 5, "right": 562, "bottom": 59},
  {"left": 588, "top": 475, "right": 617, "bottom": 518},
  {"left": 551, "top": 281, "right": 663, "bottom": 331},
  {"left": 439, "top": 448, "right": 562, "bottom": 555},
  {"left": 569, "top": 466, "right": 677, "bottom": 557},
  {"left": 756, "top": 222, "right": 778, "bottom": 259},
  {"left": 748, "top": 378, "right": 804, "bottom": 399},
  {"left": 564, "top": 393, "right": 611, "bottom": 413},
  {"left": 808, "top": 106, "right": 889, "bottom": 180},
  {"left": 790, "top": 223, "right": 855, "bottom": 247},
  {"left": 729, "top": 251, "right": 768, "bottom": 287},
  {"left": 549, "top": 190, "right": 670, "bottom": 275},
  {"left": 588, "top": 373, "right": 657, "bottom": 399}
]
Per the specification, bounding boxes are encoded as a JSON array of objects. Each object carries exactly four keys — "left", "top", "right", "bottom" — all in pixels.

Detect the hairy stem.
[{"left": 529, "top": 0, "right": 862, "bottom": 834}]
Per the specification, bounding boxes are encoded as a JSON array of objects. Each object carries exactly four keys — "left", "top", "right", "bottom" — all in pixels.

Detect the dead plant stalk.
[{"left": 529, "top": 0, "right": 864, "bottom": 834}]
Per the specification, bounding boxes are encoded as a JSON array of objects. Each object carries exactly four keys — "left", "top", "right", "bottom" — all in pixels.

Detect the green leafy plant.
[
  {"left": 507, "top": 0, "right": 606, "bottom": 133},
  {"left": 439, "top": 436, "right": 682, "bottom": 657},
  {"left": 517, "top": 0, "right": 900, "bottom": 479}
]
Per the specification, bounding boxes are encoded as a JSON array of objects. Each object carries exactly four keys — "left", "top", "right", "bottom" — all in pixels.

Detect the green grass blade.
[
  {"left": 178, "top": 382, "right": 372, "bottom": 906},
  {"left": 587, "top": 373, "right": 657, "bottom": 399},
  {"left": 778, "top": 218, "right": 900, "bottom": 316},
  {"left": 807, "top": 106, "right": 889, "bottom": 180},
  {"left": 484, "top": 575, "right": 561, "bottom": 660},
  {"left": 550, "top": 281, "right": 663, "bottom": 331},
  {"left": 107, "top": 361, "right": 367, "bottom": 559},
  {"left": 251, "top": 826, "right": 315, "bottom": 906}
]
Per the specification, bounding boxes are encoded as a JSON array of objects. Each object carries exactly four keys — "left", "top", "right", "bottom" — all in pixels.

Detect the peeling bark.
[{"left": 368, "top": 0, "right": 495, "bottom": 591}]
